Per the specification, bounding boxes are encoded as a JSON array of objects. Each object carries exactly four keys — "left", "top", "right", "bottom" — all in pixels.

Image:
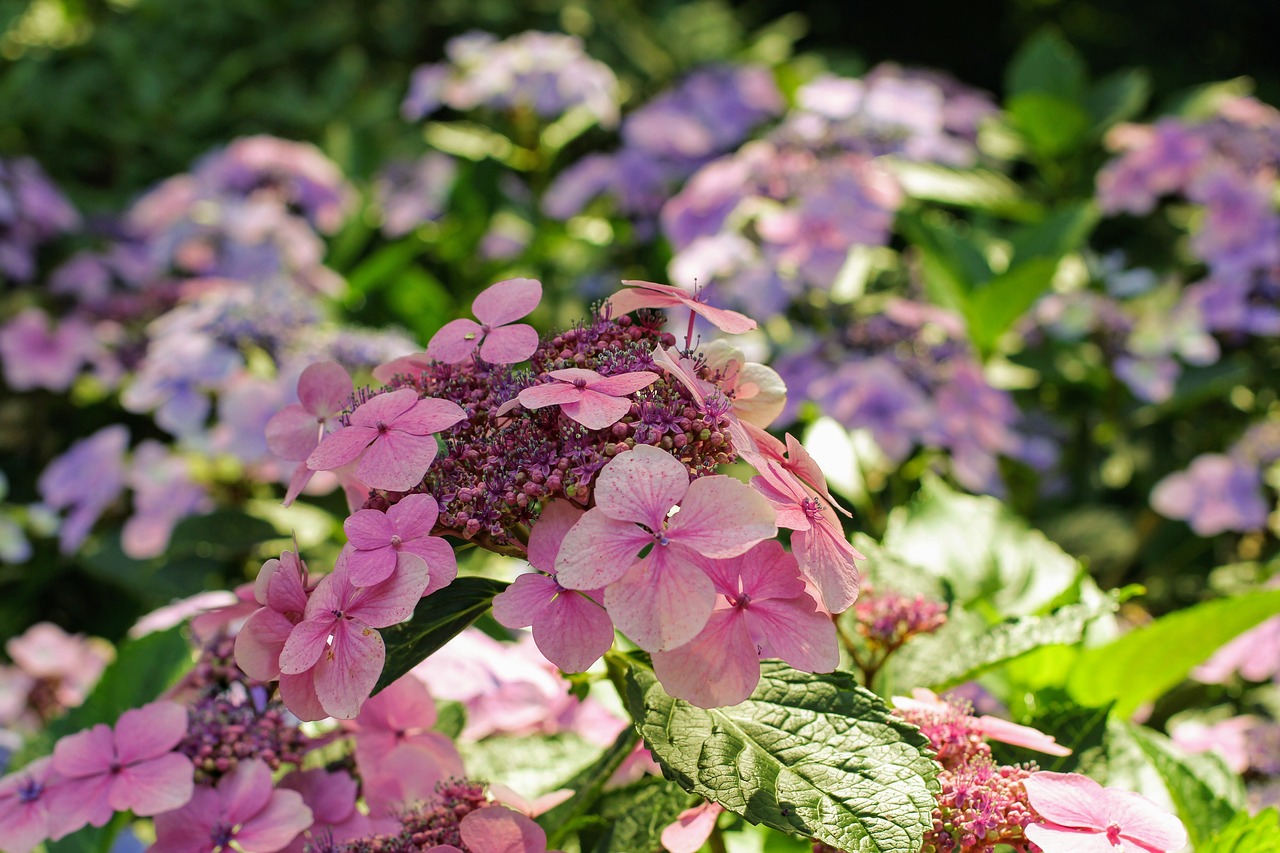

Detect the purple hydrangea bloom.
[
  {"left": 120, "top": 331, "right": 243, "bottom": 439},
  {"left": 37, "top": 425, "right": 129, "bottom": 553},
  {"left": 122, "top": 440, "right": 212, "bottom": 559},
  {"left": 0, "top": 308, "right": 97, "bottom": 392},
  {"left": 1151, "top": 452, "right": 1270, "bottom": 535},
  {"left": 374, "top": 153, "right": 457, "bottom": 238},
  {"left": 0, "top": 157, "right": 79, "bottom": 283}
]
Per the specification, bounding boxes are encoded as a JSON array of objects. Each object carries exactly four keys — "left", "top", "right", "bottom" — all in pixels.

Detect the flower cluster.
[
  {"left": 0, "top": 157, "right": 79, "bottom": 282},
  {"left": 0, "top": 623, "right": 112, "bottom": 742},
  {"left": 1151, "top": 419, "right": 1280, "bottom": 535}
]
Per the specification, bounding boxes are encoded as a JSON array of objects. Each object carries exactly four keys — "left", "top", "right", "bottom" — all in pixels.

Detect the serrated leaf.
[
  {"left": 1114, "top": 720, "right": 1244, "bottom": 847},
  {"left": 881, "top": 477, "right": 1083, "bottom": 616},
  {"left": 893, "top": 591, "right": 1125, "bottom": 691},
  {"left": 624, "top": 660, "right": 939, "bottom": 853},
  {"left": 374, "top": 576, "right": 508, "bottom": 694},
  {"left": 1200, "top": 809, "right": 1280, "bottom": 853},
  {"left": 1068, "top": 589, "right": 1280, "bottom": 716},
  {"left": 588, "top": 776, "right": 700, "bottom": 853}
]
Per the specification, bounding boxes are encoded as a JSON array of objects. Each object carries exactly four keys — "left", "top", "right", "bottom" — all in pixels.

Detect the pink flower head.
[
  {"left": 265, "top": 361, "right": 353, "bottom": 505},
  {"left": 555, "top": 444, "right": 777, "bottom": 652},
  {"left": 750, "top": 458, "right": 863, "bottom": 613},
  {"left": 652, "top": 540, "right": 838, "bottom": 708},
  {"left": 426, "top": 277, "right": 542, "bottom": 364},
  {"left": 278, "top": 552, "right": 430, "bottom": 720},
  {"left": 6, "top": 622, "right": 112, "bottom": 709},
  {"left": 892, "top": 689, "right": 1072, "bottom": 757},
  {"left": 343, "top": 493, "right": 457, "bottom": 591},
  {"left": 152, "top": 759, "right": 313, "bottom": 853},
  {"left": 605, "top": 280, "right": 756, "bottom": 335},
  {"left": 493, "top": 500, "right": 616, "bottom": 672},
  {"left": 0, "top": 757, "right": 67, "bottom": 853},
  {"left": 512, "top": 368, "right": 659, "bottom": 431},
  {"left": 306, "top": 388, "right": 465, "bottom": 493},
  {"left": 698, "top": 341, "right": 787, "bottom": 428},
  {"left": 1022, "top": 771, "right": 1188, "bottom": 853},
  {"left": 50, "top": 700, "right": 195, "bottom": 829},
  {"left": 348, "top": 675, "right": 465, "bottom": 783},
  {"left": 235, "top": 550, "right": 312, "bottom": 683}
]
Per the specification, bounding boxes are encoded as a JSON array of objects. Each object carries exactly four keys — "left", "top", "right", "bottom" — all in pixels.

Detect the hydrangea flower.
[
  {"left": 266, "top": 361, "right": 355, "bottom": 504},
  {"left": 1022, "top": 771, "right": 1188, "bottom": 853},
  {"left": 426, "top": 277, "right": 542, "bottom": 365},
  {"left": 347, "top": 675, "right": 465, "bottom": 783},
  {"left": 235, "top": 549, "right": 312, "bottom": 683},
  {"left": 606, "top": 279, "right": 757, "bottom": 336},
  {"left": 0, "top": 308, "right": 95, "bottom": 392},
  {"left": 1150, "top": 452, "right": 1270, "bottom": 535},
  {"left": 37, "top": 425, "right": 129, "bottom": 554},
  {"left": 510, "top": 368, "right": 659, "bottom": 430},
  {"left": 0, "top": 757, "right": 67, "bottom": 853},
  {"left": 343, "top": 493, "right": 456, "bottom": 591}
]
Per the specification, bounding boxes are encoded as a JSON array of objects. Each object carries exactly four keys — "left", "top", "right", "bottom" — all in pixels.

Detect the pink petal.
[
  {"left": 660, "top": 802, "right": 724, "bottom": 853},
  {"left": 388, "top": 493, "right": 440, "bottom": 540},
  {"left": 0, "top": 801, "right": 52, "bottom": 853},
  {"left": 560, "top": 392, "right": 632, "bottom": 431},
  {"left": 667, "top": 475, "right": 777, "bottom": 558},
  {"left": 546, "top": 368, "right": 604, "bottom": 384},
  {"left": 749, "top": 466, "right": 812, "bottom": 532},
  {"left": 406, "top": 538, "right": 457, "bottom": 597},
  {"left": 480, "top": 324, "right": 539, "bottom": 364},
  {"left": 109, "top": 752, "right": 194, "bottom": 816},
  {"left": 390, "top": 397, "right": 466, "bottom": 435},
  {"left": 297, "top": 361, "right": 352, "bottom": 418},
  {"left": 553, "top": 510, "right": 652, "bottom": 590},
  {"left": 426, "top": 318, "right": 483, "bottom": 363},
  {"left": 652, "top": 609, "right": 759, "bottom": 707},
  {"left": 283, "top": 462, "right": 316, "bottom": 506},
  {"left": 307, "top": 425, "right": 374, "bottom": 472},
  {"left": 1022, "top": 772, "right": 1108, "bottom": 830},
  {"left": 315, "top": 621, "right": 386, "bottom": 719},
  {"left": 593, "top": 444, "right": 690, "bottom": 529},
  {"left": 793, "top": 520, "right": 862, "bottom": 613},
  {"left": 472, "top": 278, "right": 542, "bottom": 327},
  {"left": 1106, "top": 788, "right": 1189, "bottom": 850},
  {"left": 303, "top": 562, "right": 349, "bottom": 618},
  {"left": 266, "top": 405, "right": 322, "bottom": 460},
  {"left": 233, "top": 789, "right": 314, "bottom": 852},
  {"left": 685, "top": 300, "right": 757, "bottom": 335},
  {"left": 280, "top": 668, "right": 328, "bottom": 723},
  {"left": 348, "top": 553, "right": 430, "bottom": 627},
  {"left": 604, "top": 548, "right": 716, "bottom": 652},
  {"left": 345, "top": 546, "right": 398, "bottom": 588},
  {"left": 218, "top": 759, "right": 274, "bottom": 826},
  {"left": 518, "top": 382, "right": 582, "bottom": 409},
  {"left": 278, "top": 768, "right": 358, "bottom": 824},
  {"left": 357, "top": 675, "right": 437, "bottom": 734},
  {"left": 748, "top": 597, "right": 838, "bottom": 674},
  {"left": 371, "top": 352, "right": 433, "bottom": 385},
  {"left": 344, "top": 510, "right": 396, "bottom": 550},
  {"left": 532, "top": 591, "right": 615, "bottom": 673},
  {"left": 458, "top": 806, "right": 548, "bottom": 853},
  {"left": 588, "top": 371, "right": 659, "bottom": 396},
  {"left": 975, "top": 716, "right": 1072, "bottom": 757},
  {"left": 149, "top": 787, "right": 218, "bottom": 853},
  {"left": 356, "top": 432, "right": 438, "bottom": 492},
  {"left": 47, "top": 772, "right": 113, "bottom": 829},
  {"left": 606, "top": 282, "right": 685, "bottom": 315},
  {"left": 349, "top": 388, "right": 420, "bottom": 429},
  {"left": 236, "top": 608, "right": 296, "bottom": 681},
  {"left": 114, "top": 700, "right": 188, "bottom": 764},
  {"left": 730, "top": 540, "right": 807, "bottom": 602},
  {"left": 52, "top": 723, "right": 114, "bottom": 778},
  {"left": 492, "top": 572, "right": 558, "bottom": 629},
  {"left": 266, "top": 553, "right": 310, "bottom": 614},
  {"left": 1024, "top": 824, "right": 1133, "bottom": 853},
  {"left": 527, "top": 501, "right": 584, "bottom": 574},
  {"left": 279, "top": 617, "right": 335, "bottom": 675}
]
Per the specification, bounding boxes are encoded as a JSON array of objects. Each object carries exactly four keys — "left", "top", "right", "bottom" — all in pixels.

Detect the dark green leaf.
[
  {"left": 1006, "top": 92, "right": 1092, "bottom": 158},
  {"left": 1004, "top": 691, "right": 1112, "bottom": 775},
  {"left": 1200, "top": 809, "right": 1280, "bottom": 853},
  {"left": 1085, "top": 69, "right": 1151, "bottom": 131},
  {"left": 1068, "top": 588, "right": 1280, "bottom": 716},
  {"left": 374, "top": 577, "right": 508, "bottom": 694},
  {"left": 624, "top": 660, "right": 939, "bottom": 853},
  {"left": 1113, "top": 720, "right": 1244, "bottom": 847},
  {"left": 587, "top": 774, "right": 699, "bottom": 853},
  {"left": 1005, "top": 29, "right": 1088, "bottom": 101},
  {"left": 967, "top": 257, "right": 1061, "bottom": 354},
  {"left": 1008, "top": 201, "right": 1099, "bottom": 265},
  {"left": 168, "top": 509, "right": 278, "bottom": 557}
]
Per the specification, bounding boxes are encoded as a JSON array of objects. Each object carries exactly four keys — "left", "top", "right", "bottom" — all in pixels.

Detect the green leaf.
[
  {"left": 1006, "top": 691, "right": 1112, "bottom": 775},
  {"left": 1114, "top": 720, "right": 1245, "bottom": 847},
  {"left": 1008, "top": 201, "right": 1099, "bottom": 265},
  {"left": 463, "top": 731, "right": 603, "bottom": 803},
  {"left": 881, "top": 159, "right": 1043, "bottom": 220},
  {"left": 624, "top": 660, "right": 939, "bottom": 853},
  {"left": 587, "top": 775, "right": 699, "bottom": 853},
  {"left": 1200, "top": 809, "right": 1280, "bottom": 853},
  {"left": 966, "top": 257, "right": 1061, "bottom": 354},
  {"left": 892, "top": 590, "right": 1127, "bottom": 691},
  {"left": 897, "top": 210, "right": 990, "bottom": 312},
  {"left": 1006, "top": 92, "right": 1092, "bottom": 158},
  {"left": 374, "top": 577, "right": 508, "bottom": 694},
  {"left": 168, "top": 509, "right": 278, "bottom": 557},
  {"left": 880, "top": 477, "right": 1084, "bottom": 616},
  {"left": 1085, "top": 69, "right": 1151, "bottom": 131},
  {"left": 539, "top": 726, "right": 642, "bottom": 847},
  {"left": 432, "top": 700, "right": 466, "bottom": 740},
  {"left": 1068, "top": 588, "right": 1280, "bottom": 716},
  {"left": 1005, "top": 29, "right": 1088, "bottom": 101}
]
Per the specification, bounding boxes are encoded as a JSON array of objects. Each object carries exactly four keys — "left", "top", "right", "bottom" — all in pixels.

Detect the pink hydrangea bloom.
[
  {"left": 343, "top": 493, "right": 456, "bottom": 591},
  {"left": 235, "top": 550, "right": 312, "bottom": 683},
  {"left": 750, "top": 457, "right": 863, "bottom": 613},
  {"left": 1194, "top": 614, "right": 1280, "bottom": 683},
  {"left": 151, "top": 759, "right": 312, "bottom": 853},
  {"left": 50, "top": 700, "right": 195, "bottom": 830},
  {"left": 605, "top": 279, "right": 756, "bottom": 335},
  {"left": 698, "top": 341, "right": 786, "bottom": 429},
  {"left": 426, "top": 277, "right": 542, "bottom": 364},
  {"left": 0, "top": 757, "right": 68, "bottom": 853},
  {"left": 427, "top": 806, "right": 559, "bottom": 853},
  {"left": 1022, "top": 771, "right": 1188, "bottom": 853},
  {"left": 0, "top": 308, "right": 96, "bottom": 392},
  {"left": 307, "top": 388, "right": 465, "bottom": 493},
  {"left": 278, "top": 768, "right": 387, "bottom": 853},
  {"left": 511, "top": 368, "right": 659, "bottom": 430},
  {"left": 278, "top": 552, "right": 430, "bottom": 720},
  {"left": 492, "top": 500, "right": 616, "bottom": 673},
  {"left": 652, "top": 540, "right": 838, "bottom": 707},
  {"left": 1169, "top": 716, "right": 1256, "bottom": 774},
  {"left": 555, "top": 444, "right": 777, "bottom": 651},
  {"left": 348, "top": 675, "right": 465, "bottom": 782},
  {"left": 265, "top": 361, "right": 354, "bottom": 504},
  {"left": 122, "top": 440, "right": 211, "bottom": 559},
  {"left": 6, "top": 622, "right": 113, "bottom": 709}
]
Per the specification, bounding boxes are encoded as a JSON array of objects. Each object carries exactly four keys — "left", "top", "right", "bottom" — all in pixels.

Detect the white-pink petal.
[
  {"left": 532, "top": 591, "right": 615, "bottom": 673},
  {"left": 472, "top": 277, "right": 542, "bottom": 326},
  {"left": 592, "top": 444, "right": 689, "bottom": 530},
  {"left": 652, "top": 609, "right": 759, "bottom": 708},
  {"left": 666, "top": 475, "right": 777, "bottom": 559},
  {"left": 426, "top": 318, "right": 484, "bottom": 363},
  {"left": 603, "top": 548, "right": 716, "bottom": 652},
  {"left": 553, "top": 510, "right": 652, "bottom": 590},
  {"left": 480, "top": 323, "right": 539, "bottom": 364}
]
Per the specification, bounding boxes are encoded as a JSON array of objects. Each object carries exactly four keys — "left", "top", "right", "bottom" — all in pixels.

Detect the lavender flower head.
[
  {"left": 402, "top": 30, "right": 621, "bottom": 128},
  {"left": 374, "top": 153, "right": 458, "bottom": 238},
  {"left": 36, "top": 424, "right": 129, "bottom": 554},
  {"left": 1151, "top": 419, "right": 1279, "bottom": 535},
  {"left": 0, "top": 157, "right": 80, "bottom": 283}
]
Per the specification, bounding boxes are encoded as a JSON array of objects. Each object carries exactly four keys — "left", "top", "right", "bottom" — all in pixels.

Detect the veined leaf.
[
  {"left": 1199, "top": 809, "right": 1280, "bottom": 853},
  {"left": 587, "top": 775, "right": 700, "bottom": 853},
  {"left": 624, "top": 660, "right": 939, "bottom": 853}
]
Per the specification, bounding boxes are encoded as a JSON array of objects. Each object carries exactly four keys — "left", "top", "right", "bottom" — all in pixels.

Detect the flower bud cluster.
[{"left": 309, "top": 779, "right": 488, "bottom": 853}]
